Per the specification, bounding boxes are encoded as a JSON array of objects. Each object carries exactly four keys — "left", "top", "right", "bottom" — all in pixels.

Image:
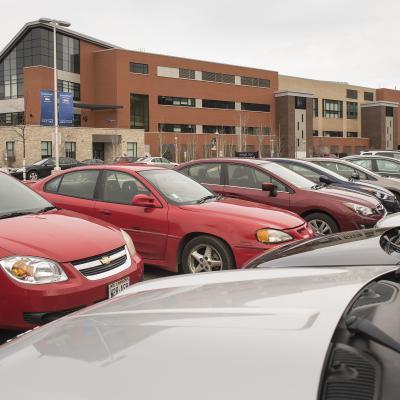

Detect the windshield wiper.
[
  {"left": 0, "top": 211, "right": 34, "bottom": 220},
  {"left": 346, "top": 315, "right": 400, "bottom": 354},
  {"left": 32, "top": 206, "right": 57, "bottom": 214},
  {"left": 197, "top": 194, "right": 221, "bottom": 204}
]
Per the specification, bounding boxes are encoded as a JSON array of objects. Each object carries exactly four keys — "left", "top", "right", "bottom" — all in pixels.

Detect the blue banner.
[
  {"left": 58, "top": 92, "right": 73, "bottom": 127},
  {"left": 40, "top": 90, "right": 55, "bottom": 126}
]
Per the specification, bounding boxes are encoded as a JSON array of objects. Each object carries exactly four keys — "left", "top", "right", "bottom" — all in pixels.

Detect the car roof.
[
  {"left": 53, "top": 164, "right": 166, "bottom": 173},
  {"left": 345, "top": 155, "right": 400, "bottom": 161},
  {"left": 179, "top": 157, "right": 270, "bottom": 167},
  {"left": 0, "top": 266, "right": 395, "bottom": 400}
]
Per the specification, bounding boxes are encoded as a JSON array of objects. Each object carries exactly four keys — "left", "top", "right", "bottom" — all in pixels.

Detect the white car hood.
[{"left": 0, "top": 266, "right": 396, "bottom": 400}]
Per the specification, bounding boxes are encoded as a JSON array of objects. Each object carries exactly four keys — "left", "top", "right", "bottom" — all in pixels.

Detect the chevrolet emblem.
[{"left": 100, "top": 256, "right": 112, "bottom": 265}]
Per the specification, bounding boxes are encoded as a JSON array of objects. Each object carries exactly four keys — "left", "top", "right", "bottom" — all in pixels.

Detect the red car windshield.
[
  {"left": 140, "top": 169, "right": 214, "bottom": 205},
  {"left": 0, "top": 173, "right": 52, "bottom": 217}
]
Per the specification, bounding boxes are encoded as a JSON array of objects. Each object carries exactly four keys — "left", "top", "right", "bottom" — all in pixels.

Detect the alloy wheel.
[
  {"left": 188, "top": 244, "right": 223, "bottom": 273},
  {"left": 28, "top": 171, "right": 39, "bottom": 180},
  {"left": 308, "top": 219, "right": 333, "bottom": 235}
]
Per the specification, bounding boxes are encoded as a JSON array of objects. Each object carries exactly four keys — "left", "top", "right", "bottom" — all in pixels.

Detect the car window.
[
  {"left": 161, "top": 158, "right": 170, "bottom": 163},
  {"left": 44, "top": 175, "right": 62, "bottom": 193},
  {"left": 188, "top": 163, "right": 222, "bottom": 185},
  {"left": 316, "top": 161, "right": 369, "bottom": 180},
  {"left": 227, "top": 164, "right": 288, "bottom": 192},
  {"left": 281, "top": 163, "right": 320, "bottom": 183},
  {"left": 59, "top": 158, "right": 71, "bottom": 165},
  {"left": 350, "top": 158, "right": 373, "bottom": 170},
  {"left": 101, "top": 170, "right": 150, "bottom": 204},
  {"left": 58, "top": 170, "right": 100, "bottom": 199},
  {"left": 376, "top": 159, "right": 400, "bottom": 172}
]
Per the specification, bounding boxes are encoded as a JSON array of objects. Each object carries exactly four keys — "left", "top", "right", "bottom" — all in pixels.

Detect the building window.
[
  {"left": 346, "top": 101, "right": 358, "bottom": 119},
  {"left": 130, "top": 94, "right": 149, "bottom": 131},
  {"left": 241, "top": 103, "right": 270, "bottom": 112},
  {"left": 158, "top": 123, "right": 195, "bottom": 133},
  {"left": 203, "top": 125, "right": 236, "bottom": 134},
  {"left": 41, "top": 141, "right": 52, "bottom": 159},
  {"left": 240, "top": 76, "right": 270, "bottom": 88},
  {"left": 158, "top": 96, "right": 195, "bottom": 107},
  {"left": 313, "top": 98, "right": 318, "bottom": 117},
  {"left": 386, "top": 107, "right": 394, "bottom": 117},
  {"left": 73, "top": 114, "right": 81, "bottom": 127},
  {"left": 57, "top": 80, "right": 80, "bottom": 101},
  {"left": 313, "top": 130, "right": 319, "bottom": 136},
  {"left": 127, "top": 142, "right": 138, "bottom": 157},
  {"left": 346, "top": 89, "right": 358, "bottom": 99},
  {"left": 201, "top": 71, "right": 235, "bottom": 84},
  {"left": 244, "top": 127, "right": 271, "bottom": 135},
  {"left": 323, "top": 131, "right": 343, "bottom": 137},
  {"left": 129, "top": 62, "right": 148, "bottom": 74},
  {"left": 6, "top": 141, "right": 15, "bottom": 160},
  {"left": 179, "top": 68, "right": 195, "bottom": 80},
  {"left": 323, "top": 99, "right": 343, "bottom": 118},
  {"left": 202, "top": 99, "right": 235, "bottom": 110},
  {"left": 295, "top": 97, "right": 307, "bottom": 109},
  {"left": 347, "top": 131, "right": 358, "bottom": 138},
  {"left": 364, "top": 92, "right": 374, "bottom": 101},
  {"left": 65, "top": 141, "right": 76, "bottom": 159},
  {"left": 0, "top": 112, "right": 24, "bottom": 125}
]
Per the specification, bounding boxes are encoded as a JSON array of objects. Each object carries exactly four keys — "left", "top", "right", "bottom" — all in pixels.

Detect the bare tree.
[{"left": 8, "top": 125, "right": 28, "bottom": 180}]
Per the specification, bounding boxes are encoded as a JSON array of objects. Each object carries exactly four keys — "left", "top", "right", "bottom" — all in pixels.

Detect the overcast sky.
[{"left": 1, "top": 0, "right": 399, "bottom": 88}]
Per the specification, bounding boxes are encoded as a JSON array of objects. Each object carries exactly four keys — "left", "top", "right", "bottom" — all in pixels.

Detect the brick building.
[{"left": 0, "top": 20, "right": 399, "bottom": 166}]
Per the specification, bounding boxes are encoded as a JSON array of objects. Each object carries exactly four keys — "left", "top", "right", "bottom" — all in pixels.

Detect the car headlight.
[
  {"left": 0, "top": 256, "right": 68, "bottom": 284},
  {"left": 256, "top": 229, "right": 293, "bottom": 244},
  {"left": 121, "top": 230, "right": 136, "bottom": 256},
  {"left": 344, "top": 202, "right": 374, "bottom": 216},
  {"left": 364, "top": 188, "right": 393, "bottom": 201}
]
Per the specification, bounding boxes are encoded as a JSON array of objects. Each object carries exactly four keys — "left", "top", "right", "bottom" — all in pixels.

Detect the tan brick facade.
[{"left": 0, "top": 126, "right": 145, "bottom": 167}]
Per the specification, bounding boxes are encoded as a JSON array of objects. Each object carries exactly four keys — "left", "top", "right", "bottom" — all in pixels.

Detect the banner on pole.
[
  {"left": 40, "top": 90, "right": 55, "bottom": 126},
  {"left": 58, "top": 92, "right": 74, "bottom": 127}
]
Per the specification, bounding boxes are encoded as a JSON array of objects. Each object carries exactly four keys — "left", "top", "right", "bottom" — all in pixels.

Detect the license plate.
[{"left": 108, "top": 277, "right": 130, "bottom": 299}]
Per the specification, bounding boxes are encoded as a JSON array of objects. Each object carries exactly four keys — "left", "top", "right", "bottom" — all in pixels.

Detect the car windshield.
[
  {"left": 0, "top": 172, "right": 52, "bottom": 217},
  {"left": 136, "top": 157, "right": 149, "bottom": 162},
  {"left": 33, "top": 158, "right": 53, "bottom": 166},
  {"left": 139, "top": 169, "right": 215, "bottom": 205},
  {"left": 260, "top": 162, "right": 315, "bottom": 189}
]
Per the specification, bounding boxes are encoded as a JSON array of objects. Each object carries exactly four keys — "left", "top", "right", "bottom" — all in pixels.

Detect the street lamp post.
[
  {"left": 215, "top": 129, "right": 219, "bottom": 158},
  {"left": 39, "top": 18, "right": 71, "bottom": 173}
]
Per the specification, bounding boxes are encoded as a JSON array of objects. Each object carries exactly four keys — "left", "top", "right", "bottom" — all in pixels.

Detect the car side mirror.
[
  {"left": 262, "top": 182, "right": 278, "bottom": 197},
  {"left": 319, "top": 175, "right": 332, "bottom": 185},
  {"left": 132, "top": 194, "right": 161, "bottom": 208},
  {"left": 351, "top": 171, "right": 360, "bottom": 180}
]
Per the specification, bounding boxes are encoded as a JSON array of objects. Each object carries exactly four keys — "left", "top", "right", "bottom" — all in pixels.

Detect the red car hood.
[
  {"left": 0, "top": 209, "right": 124, "bottom": 263},
  {"left": 308, "top": 186, "right": 381, "bottom": 207},
  {"left": 180, "top": 198, "right": 305, "bottom": 230}
]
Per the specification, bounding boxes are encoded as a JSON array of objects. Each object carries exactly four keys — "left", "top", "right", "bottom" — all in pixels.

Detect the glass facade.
[{"left": 0, "top": 27, "right": 80, "bottom": 100}]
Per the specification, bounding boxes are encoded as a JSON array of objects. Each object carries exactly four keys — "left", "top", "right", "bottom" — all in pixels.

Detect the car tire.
[
  {"left": 304, "top": 212, "right": 339, "bottom": 235},
  {"left": 27, "top": 170, "right": 39, "bottom": 180},
  {"left": 181, "top": 235, "right": 235, "bottom": 274}
]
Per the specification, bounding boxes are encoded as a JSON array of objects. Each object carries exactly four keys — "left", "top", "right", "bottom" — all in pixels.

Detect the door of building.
[{"left": 93, "top": 143, "right": 105, "bottom": 161}]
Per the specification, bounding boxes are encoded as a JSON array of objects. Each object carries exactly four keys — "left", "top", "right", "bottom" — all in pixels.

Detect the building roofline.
[{"left": 0, "top": 20, "right": 119, "bottom": 62}]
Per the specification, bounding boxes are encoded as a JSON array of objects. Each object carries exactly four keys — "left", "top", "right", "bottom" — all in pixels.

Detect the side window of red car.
[
  {"left": 188, "top": 164, "right": 222, "bottom": 185},
  {"left": 101, "top": 170, "right": 150, "bottom": 204},
  {"left": 44, "top": 175, "right": 62, "bottom": 193},
  {"left": 57, "top": 170, "right": 100, "bottom": 199}
]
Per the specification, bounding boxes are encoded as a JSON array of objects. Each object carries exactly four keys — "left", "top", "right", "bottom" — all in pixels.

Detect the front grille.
[{"left": 71, "top": 246, "right": 130, "bottom": 280}]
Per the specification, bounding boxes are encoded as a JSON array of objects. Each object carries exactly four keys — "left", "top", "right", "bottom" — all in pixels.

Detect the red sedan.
[
  {"left": 177, "top": 158, "right": 386, "bottom": 234},
  {"left": 0, "top": 172, "right": 143, "bottom": 331},
  {"left": 32, "top": 165, "right": 314, "bottom": 273}
]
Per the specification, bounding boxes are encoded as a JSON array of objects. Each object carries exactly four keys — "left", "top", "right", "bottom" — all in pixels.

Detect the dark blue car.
[{"left": 265, "top": 158, "right": 400, "bottom": 213}]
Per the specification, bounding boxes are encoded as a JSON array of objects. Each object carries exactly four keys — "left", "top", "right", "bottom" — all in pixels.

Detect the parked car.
[
  {"left": 308, "top": 157, "right": 400, "bottom": 200},
  {"left": 0, "top": 263, "right": 399, "bottom": 400},
  {"left": 361, "top": 150, "right": 400, "bottom": 159},
  {"left": 30, "top": 165, "right": 314, "bottom": 273},
  {"left": 375, "top": 212, "right": 400, "bottom": 228},
  {"left": 344, "top": 155, "right": 400, "bottom": 178},
  {"left": 267, "top": 158, "right": 400, "bottom": 213},
  {"left": 245, "top": 226, "right": 400, "bottom": 269},
  {"left": 81, "top": 158, "right": 104, "bottom": 165},
  {"left": 0, "top": 172, "right": 143, "bottom": 331},
  {"left": 136, "top": 156, "right": 179, "bottom": 168},
  {"left": 10, "top": 157, "right": 84, "bottom": 180},
  {"left": 113, "top": 156, "right": 138, "bottom": 164},
  {"left": 177, "top": 158, "right": 385, "bottom": 234}
]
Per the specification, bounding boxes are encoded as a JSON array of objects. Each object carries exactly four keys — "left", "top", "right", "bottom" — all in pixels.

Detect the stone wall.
[{"left": 0, "top": 125, "right": 145, "bottom": 167}]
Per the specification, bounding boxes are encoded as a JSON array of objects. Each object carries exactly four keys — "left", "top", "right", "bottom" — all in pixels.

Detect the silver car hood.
[{"left": 0, "top": 266, "right": 396, "bottom": 400}]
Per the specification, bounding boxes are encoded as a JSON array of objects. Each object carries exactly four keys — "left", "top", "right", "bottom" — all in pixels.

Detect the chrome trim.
[{"left": 72, "top": 246, "right": 132, "bottom": 281}]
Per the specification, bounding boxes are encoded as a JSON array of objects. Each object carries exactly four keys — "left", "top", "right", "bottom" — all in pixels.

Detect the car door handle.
[{"left": 99, "top": 209, "right": 112, "bottom": 216}]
